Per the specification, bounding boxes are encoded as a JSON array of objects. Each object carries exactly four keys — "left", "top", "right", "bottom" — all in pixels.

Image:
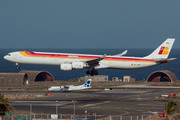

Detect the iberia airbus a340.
[{"left": 4, "top": 38, "right": 176, "bottom": 76}]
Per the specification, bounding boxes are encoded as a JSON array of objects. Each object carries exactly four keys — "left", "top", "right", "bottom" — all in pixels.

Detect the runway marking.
[
  {"left": 143, "top": 110, "right": 161, "bottom": 115},
  {"left": 130, "top": 98, "right": 149, "bottom": 100},
  {"left": 96, "top": 90, "right": 149, "bottom": 94},
  {"left": 79, "top": 101, "right": 111, "bottom": 108}
]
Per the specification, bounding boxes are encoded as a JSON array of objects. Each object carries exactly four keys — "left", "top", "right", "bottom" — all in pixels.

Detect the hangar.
[
  {"left": 19, "top": 70, "right": 54, "bottom": 82},
  {"left": 0, "top": 73, "right": 28, "bottom": 85},
  {"left": 146, "top": 70, "right": 178, "bottom": 82},
  {"left": 0, "top": 70, "right": 54, "bottom": 85}
]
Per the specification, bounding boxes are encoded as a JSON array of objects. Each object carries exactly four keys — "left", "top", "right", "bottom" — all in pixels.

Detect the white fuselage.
[
  {"left": 4, "top": 51, "right": 158, "bottom": 70},
  {"left": 3, "top": 38, "right": 175, "bottom": 74},
  {"left": 48, "top": 79, "right": 92, "bottom": 91}
]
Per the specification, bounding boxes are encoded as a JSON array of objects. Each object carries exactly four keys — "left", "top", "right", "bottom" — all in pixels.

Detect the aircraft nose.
[
  {"left": 4, "top": 55, "right": 8, "bottom": 60},
  {"left": 4, "top": 54, "right": 11, "bottom": 61}
]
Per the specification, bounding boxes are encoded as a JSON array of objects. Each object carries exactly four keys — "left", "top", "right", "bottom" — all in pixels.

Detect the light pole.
[
  {"left": 72, "top": 100, "right": 77, "bottom": 115},
  {"left": 30, "top": 104, "right": 32, "bottom": 120},
  {"left": 93, "top": 113, "right": 96, "bottom": 120},
  {"left": 85, "top": 107, "right": 87, "bottom": 119},
  {"left": 56, "top": 101, "right": 58, "bottom": 115}
]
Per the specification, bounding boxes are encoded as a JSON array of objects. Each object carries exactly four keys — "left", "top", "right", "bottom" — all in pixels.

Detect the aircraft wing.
[
  {"left": 113, "top": 50, "right": 128, "bottom": 56},
  {"left": 85, "top": 54, "right": 106, "bottom": 66},
  {"left": 64, "top": 85, "right": 73, "bottom": 88}
]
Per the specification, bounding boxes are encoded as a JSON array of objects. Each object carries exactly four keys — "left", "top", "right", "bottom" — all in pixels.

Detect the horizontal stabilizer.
[{"left": 155, "top": 58, "right": 177, "bottom": 64}]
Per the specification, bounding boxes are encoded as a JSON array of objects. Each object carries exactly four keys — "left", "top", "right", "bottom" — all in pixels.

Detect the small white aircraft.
[
  {"left": 4, "top": 38, "right": 176, "bottom": 76},
  {"left": 48, "top": 79, "right": 92, "bottom": 92}
]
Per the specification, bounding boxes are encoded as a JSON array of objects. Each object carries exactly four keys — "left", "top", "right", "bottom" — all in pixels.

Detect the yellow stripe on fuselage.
[
  {"left": 19, "top": 51, "right": 155, "bottom": 63},
  {"left": 19, "top": 51, "right": 31, "bottom": 57}
]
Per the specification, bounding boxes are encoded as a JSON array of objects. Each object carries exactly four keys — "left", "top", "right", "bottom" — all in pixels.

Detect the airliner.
[
  {"left": 48, "top": 79, "right": 92, "bottom": 92},
  {"left": 4, "top": 38, "right": 176, "bottom": 76}
]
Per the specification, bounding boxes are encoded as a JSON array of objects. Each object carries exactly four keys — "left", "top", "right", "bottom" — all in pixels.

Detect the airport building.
[
  {"left": 112, "top": 77, "right": 123, "bottom": 82},
  {"left": 123, "top": 76, "right": 136, "bottom": 82},
  {"left": 19, "top": 70, "right": 54, "bottom": 82},
  {"left": 0, "top": 73, "right": 28, "bottom": 85},
  {"left": 0, "top": 70, "right": 178, "bottom": 85},
  {"left": 146, "top": 70, "right": 178, "bottom": 82},
  {"left": 0, "top": 70, "right": 54, "bottom": 85},
  {"left": 79, "top": 75, "right": 108, "bottom": 82}
]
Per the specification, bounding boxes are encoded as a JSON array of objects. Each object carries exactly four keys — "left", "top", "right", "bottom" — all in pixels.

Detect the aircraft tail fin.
[
  {"left": 83, "top": 79, "right": 92, "bottom": 88},
  {"left": 144, "top": 38, "right": 175, "bottom": 59}
]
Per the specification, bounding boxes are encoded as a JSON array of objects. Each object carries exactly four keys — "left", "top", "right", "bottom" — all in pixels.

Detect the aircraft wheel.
[
  {"left": 16, "top": 66, "right": 20, "bottom": 70},
  {"left": 16, "top": 63, "right": 20, "bottom": 70},
  {"left": 90, "top": 72, "right": 94, "bottom": 76},
  {"left": 94, "top": 70, "right": 98, "bottom": 75},
  {"left": 86, "top": 71, "right": 90, "bottom": 74}
]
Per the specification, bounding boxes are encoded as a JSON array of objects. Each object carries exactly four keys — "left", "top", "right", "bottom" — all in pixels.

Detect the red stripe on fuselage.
[{"left": 24, "top": 51, "right": 155, "bottom": 63}]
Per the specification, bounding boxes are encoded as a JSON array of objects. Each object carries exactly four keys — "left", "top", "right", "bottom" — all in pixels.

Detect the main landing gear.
[
  {"left": 16, "top": 63, "right": 20, "bottom": 70},
  {"left": 86, "top": 69, "right": 98, "bottom": 76}
]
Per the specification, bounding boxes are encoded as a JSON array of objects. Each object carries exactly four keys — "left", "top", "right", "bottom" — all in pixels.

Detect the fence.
[
  {"left": 97, "top": 115, "right": 165, "bottom": 120},
  {"left": 0, "top": 114, "right": 165, "bottom": 120}
]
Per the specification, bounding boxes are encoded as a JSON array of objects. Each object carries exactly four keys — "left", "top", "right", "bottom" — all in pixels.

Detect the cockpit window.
[{"left": 8, "top": 54, "right": 11, "bottom": 56}]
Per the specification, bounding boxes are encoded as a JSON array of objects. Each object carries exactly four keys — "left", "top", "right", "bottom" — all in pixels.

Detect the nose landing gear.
[
  {"left": 16, "top": 63, "right": 20, "bottom": 70},
  {"left": 86, "top": 69, "right": 98, "bottom": 76}
]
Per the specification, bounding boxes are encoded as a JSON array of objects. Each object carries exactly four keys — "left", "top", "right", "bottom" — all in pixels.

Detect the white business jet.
[{"left": 4, "top": 38, "right": 176, "bottom": 76}]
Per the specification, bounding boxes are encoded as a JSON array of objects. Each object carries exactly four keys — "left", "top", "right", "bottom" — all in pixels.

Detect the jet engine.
[
  {"left": 72, "top": 62, "right": 84, "bottom": 69},
  {"left": 60, "top": 63, "right": 72, "bottom": 71},
  {"left": 61, "top": 62, "right": 88, "bottom": 71}
]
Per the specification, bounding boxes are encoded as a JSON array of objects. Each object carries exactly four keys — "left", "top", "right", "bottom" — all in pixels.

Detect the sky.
[{"left": 1, "top": 0, "right": 180, "bottom": 49}]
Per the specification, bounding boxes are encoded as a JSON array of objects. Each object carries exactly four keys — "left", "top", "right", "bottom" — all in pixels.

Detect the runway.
[{"left": 1, "top": 87, "right": 180, "bottom": 117}]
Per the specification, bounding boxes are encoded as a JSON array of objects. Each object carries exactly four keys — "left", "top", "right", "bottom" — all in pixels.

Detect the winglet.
[
  {"left": 113, "top": 50, "right": 128, "bottom": 56},
  {"left": 101, "top": 54, "right": 107, "bottom": 59}
]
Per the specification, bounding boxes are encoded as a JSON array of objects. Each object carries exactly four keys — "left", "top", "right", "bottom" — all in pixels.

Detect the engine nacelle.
[
  {"left": 72, "top": 62, "right": 84, "bottom": 69},
  {"left": 60, "top": 63, "right": 72, "bottom": 71}
]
